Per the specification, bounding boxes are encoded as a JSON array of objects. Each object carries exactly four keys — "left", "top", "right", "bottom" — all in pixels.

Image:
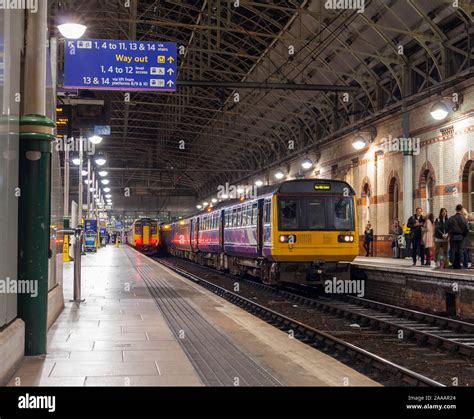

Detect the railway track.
[{"left": 155, "top": 257, "right": 445, "bottom": 387}]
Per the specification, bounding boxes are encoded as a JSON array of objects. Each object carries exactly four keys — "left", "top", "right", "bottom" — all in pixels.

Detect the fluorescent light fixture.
[
  {"left": 430, "top": 101, "right": 449, "bottom": 121},
  {"left": 58, "top": 23, "right": 87, "bottom": 39}
]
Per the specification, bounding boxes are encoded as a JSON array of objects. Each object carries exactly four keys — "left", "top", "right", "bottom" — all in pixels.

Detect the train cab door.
[
  {"left": 257, "top": 199, "right": 264, "bottom": 257},
  {"left": 143, "top": 224, "right": 150, "bottom": 246}
]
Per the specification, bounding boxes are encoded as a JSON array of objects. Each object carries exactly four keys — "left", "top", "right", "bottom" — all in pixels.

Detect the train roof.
[{"left": 187, "top": 179, "right": 355, "bottom": 218}]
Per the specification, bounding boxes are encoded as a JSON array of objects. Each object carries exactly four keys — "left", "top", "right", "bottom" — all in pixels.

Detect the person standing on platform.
[
  {"left": 363, "top": 222, "right": 374, "bottom": 257},
  {"left": 434, "top": 208, "right": 449, "bottom": 269},
  {"left": 422, "top": 213, "right": 434, "bottom": 266},
  {"left": 461, "top": 209, "right": 470, "bottom": 268},
  {"left": 447, "top": 204, "right": 469, "bottom": 269},
  {"left": 407, "top": 207, "right": 426, "bottom": 266},
  {"left": 391, "top": 219, "right": 403, "bottom": 259},
  {"left": 402, "top": 222, "right": 411, "bottom": 259}
]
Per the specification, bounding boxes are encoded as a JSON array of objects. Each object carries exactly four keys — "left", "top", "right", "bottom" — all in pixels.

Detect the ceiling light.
[
  {"left": 101, "top": 179, "right": 110, "bottom": 185},
  {"left": 58, "top": 23, "right": 87, "bottom": 39},
  {"left": 103, "top": 187, "right": 111, "bottom": 193},
  {"left": 105, "top": 194, "right": 112, "bottom": 199},
  {"left": 197, "top": 205, "right": 203, "bottom": 210},
  {"left": 352, "top": 135, "right": 368, "bottom": 150},
  {"left": 211, "top": 198, "right": 218, "bottom": 203},
  {"left": 203, "top": 202, "right": 209, "bottom": 207},
  {"left": 88, "top": 135, "right": 103, "bottom": 145},
  {"left": 95, "top": 156, "right": 106, "bottom": 166},
  {"left": 84, "top": 179, "right": 92, "bottom": 184},
  {"left": 274, "top": 170, "right": 285, "bottom": 180},
  {"left": 98, "top": 171, "right": 108, "bottom": 177},
  {"left": 81, "top": 170, "right": 88, "bottom": 176},
  {"left": 237, "top": 187, "right": 245, "bottom": 195},
  {"left": 72, "top": 157, "right": 80, "bottom": 166},
  {"left": 255, "top": 180, "right": 264, "bottom": 187},
  {"left": 222, "top": 194, "right": 229, "bottom": 199},
  {"left": 430, "top": 101, "right": 449, "bottom": 121},
  {"left": 301, "top": 158, "right": 313, "bottom": 170}
]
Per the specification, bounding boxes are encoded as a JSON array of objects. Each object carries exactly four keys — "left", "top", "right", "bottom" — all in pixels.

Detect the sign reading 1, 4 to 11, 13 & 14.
[{"left": 63, "top": 39, "right": 177, "bottom": 91}]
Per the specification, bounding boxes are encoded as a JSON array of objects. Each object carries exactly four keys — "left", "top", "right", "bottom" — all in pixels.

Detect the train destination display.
[{"left": 64, "top": 39, "right": 177, "bottom": 91}]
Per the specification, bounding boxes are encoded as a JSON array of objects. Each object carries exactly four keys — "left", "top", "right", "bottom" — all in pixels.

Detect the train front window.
[
  {"left": 278, "top": 196, "right": 354, "bottom": 231},
  {"left": 279, "top": 199, "right": 298, "bottom": 230}
]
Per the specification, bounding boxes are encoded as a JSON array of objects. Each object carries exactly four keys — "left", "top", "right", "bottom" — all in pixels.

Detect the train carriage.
[
  {"left": 126, "top": 218, "right": 159, "bottom": 255},
  {"left": 161, "top": 179, "right": 358, "bottom": 285}
]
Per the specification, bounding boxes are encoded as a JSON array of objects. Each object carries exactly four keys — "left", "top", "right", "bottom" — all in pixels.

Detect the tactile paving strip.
[{"left": 129, "top": 255, "right": 282, "bottom": 386}]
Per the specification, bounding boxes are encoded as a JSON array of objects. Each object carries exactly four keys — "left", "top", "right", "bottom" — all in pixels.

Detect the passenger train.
[
  {"left": 126, "top": 218, "right": 159, "bottom": 255},
  {"left": 161, "top": 179, "right": 358, "bottom": 285}
]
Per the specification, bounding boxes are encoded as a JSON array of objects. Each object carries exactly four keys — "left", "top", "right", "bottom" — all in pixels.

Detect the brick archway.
[{"left": 459, "top": 151, "right": 474, "bottom": 210}]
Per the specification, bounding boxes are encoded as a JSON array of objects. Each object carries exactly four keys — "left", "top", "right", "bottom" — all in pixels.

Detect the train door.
[
  {"left": 257, "top": 199, "right": 264, "bottom": 257},
  {"left": 143, "top": 224, "right": 150, "bottom": 246},
  {"left": 190, "top": 219, "right": 196, "bottom": 251}
]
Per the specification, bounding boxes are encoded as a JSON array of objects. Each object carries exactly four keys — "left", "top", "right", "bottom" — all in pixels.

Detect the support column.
[
  {"left": 17, "top": 0, "right": 54, "bottom": 356},
  {"left": 402, "top": 108, "right": 413, "bottom": 223}
]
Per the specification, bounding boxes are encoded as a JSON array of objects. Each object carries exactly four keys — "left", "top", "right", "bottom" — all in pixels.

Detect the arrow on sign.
[
  {"left": 167, "top": 56, "right": 174, "bottom": 64},
  {"left": 167, "top": 68, "right": 174, "bottom": 75},
  {"left": 167, "top": 80, "right": 174, "bottom": 87}
]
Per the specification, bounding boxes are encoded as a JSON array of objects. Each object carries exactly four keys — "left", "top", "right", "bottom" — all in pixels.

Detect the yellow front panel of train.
[{"left": 270, "top": 195, "right": 359, "bottom": 262}]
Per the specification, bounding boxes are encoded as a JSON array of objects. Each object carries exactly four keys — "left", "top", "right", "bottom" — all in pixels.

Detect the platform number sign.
[{"left": 64, "top": 39, "right": 177, "bottom": 91}]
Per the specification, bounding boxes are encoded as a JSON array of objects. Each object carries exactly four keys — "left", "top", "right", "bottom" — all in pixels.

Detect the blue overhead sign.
[{"left": 64, "top": 39, "right": 177, "bottom": 91}]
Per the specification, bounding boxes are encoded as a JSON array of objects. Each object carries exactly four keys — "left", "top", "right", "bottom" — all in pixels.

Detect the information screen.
[{"left": 64, "top": 39, "right": 177, "bottom": 91}]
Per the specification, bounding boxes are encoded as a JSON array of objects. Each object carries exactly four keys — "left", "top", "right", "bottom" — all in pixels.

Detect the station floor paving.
[{"left": 8, "top": 245, "right": 379, "bottom": 387}]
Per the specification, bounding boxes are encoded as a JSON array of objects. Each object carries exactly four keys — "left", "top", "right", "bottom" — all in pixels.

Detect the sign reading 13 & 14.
[{"left": 63, "top": 39, "right": 177, "bottom": 91}]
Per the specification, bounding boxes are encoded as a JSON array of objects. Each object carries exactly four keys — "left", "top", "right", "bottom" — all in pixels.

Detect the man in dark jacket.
[
  {"left": 407, "top": 207, "right": 425, "bottom": 266},
  {"left": 447, "top": 204, "right": 469, "bottom": 269}
]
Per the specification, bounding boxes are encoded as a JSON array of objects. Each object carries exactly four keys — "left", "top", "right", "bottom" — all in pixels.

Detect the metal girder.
[
  {"left": 176, "top": 80, "right": 358, "bottom": 91},
  {"left": 49, "top": 0, "right": 473, "bottom": 197}
]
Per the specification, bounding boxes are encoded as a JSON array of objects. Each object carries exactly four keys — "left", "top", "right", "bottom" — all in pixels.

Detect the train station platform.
[
  {"left": 352, "top": 257, "right": 474, "bottom": 321},
  {"left": 7, "top": 245, "right": 378, "bottom": 387}
]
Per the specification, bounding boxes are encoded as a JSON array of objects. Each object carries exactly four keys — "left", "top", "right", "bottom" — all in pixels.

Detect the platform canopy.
[{"left": 49, "top": 0, "right": 473, "bottom": 199}]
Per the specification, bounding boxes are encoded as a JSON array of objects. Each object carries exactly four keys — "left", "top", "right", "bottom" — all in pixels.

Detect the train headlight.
[
  {"left": 338, "top": 235, "right": 354, "bottom": 243},
  {"left": 279, "top": 234, "right": 296, "bottom": 243}
]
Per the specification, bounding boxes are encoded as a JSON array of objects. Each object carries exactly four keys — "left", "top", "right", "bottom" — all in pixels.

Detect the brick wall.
[{"left": 286, "top": 80, "right": 474, "bottom": 256}]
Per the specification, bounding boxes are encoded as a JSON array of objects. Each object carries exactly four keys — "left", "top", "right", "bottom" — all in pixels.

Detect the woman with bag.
[
  {"left": 391, "top": 219, "right": 403, "bottom": 259},
  {"left": 422, "top": 213, "right": 435, "bottom": 266},
  {"left": 434, "top": 208, "right": 449, "bottom": 269}
]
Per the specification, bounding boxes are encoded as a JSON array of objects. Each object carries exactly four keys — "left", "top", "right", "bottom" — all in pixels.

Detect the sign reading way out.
[{"left": 64, "top": 39, "right": 177, "bottom": 91}]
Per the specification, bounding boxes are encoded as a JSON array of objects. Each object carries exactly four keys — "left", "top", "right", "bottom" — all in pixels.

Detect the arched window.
[
  {"left": 362, "top": 183, "right": 371, "bottom": 229},
  {"left": 466, "top": 161, "right": 474, "bottom": 212},
  {"left": 389, "top": 177, "right": 400, "bottom": 223},
  {"left": 425, "top": 171, "right": 434, "bottom": 214}
]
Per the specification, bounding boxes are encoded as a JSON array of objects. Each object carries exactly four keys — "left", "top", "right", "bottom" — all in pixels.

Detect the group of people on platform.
[{"left": 363, "top": 204, "right": 472, "bottom": 270}]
